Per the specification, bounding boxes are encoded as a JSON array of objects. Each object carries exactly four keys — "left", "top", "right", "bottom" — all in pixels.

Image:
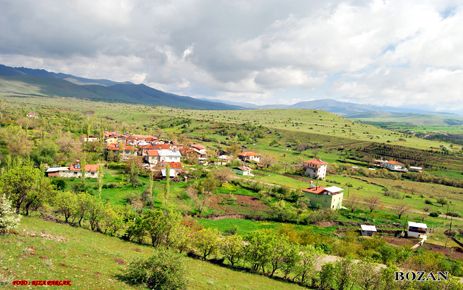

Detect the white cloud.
[{"left": 0, "top": 0, "right": 462, "bottom": 111}]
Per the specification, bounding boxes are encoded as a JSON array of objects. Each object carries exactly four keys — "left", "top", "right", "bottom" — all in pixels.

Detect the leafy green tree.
[
  {"left": 319, "top": 263, "right": 338, "bottom": 290},
  {"left": 87, "top": 197, "right": 105, "bottom": 232},
  {"left": 269, "top": 235, "right": 295, "bottom": 277},
  {"left": 101, "top": 204, "right": 124, "bottom": 236},
  {"left": 293, "top": 245, "right": 319, "bottom": 286},
  {"left": 0, "top": 160, "right": 44, "bottom": 214},
  {"left": 74, "top": 193, "right": 93, "bottom": 226},
  {"left": 220, "top": 234, "right": 244, "bottom": 266},
  {"left": 244, "top": 230, "right": 278, "bottom": 273},
  {"left": 0, "top": 194, "right": 21, "bottom": 234},
  {"left": 143, "top": 209, "right": 181, "bottom": 247},
  {"left": 121, "top": 247, "right": 186, "bottom": 290},
  {"left": 353, "top": 260, "right": 383, "bottom": 290},
  {"left": 127, "top": 158, "right": 140, "bottom": 187},
  {"left": 193, "top": 228, "right": 221, "bottom": 260},
  {"left": 31, "top": 140, "right": 58, "bottom": 165},
  {"left": 54, "top": 191, "right": 77, "bottom": 223}
]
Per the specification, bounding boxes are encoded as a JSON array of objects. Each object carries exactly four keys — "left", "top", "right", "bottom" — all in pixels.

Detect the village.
[{"left": 44, "top": 131, "right": 430, "bottom": 245}]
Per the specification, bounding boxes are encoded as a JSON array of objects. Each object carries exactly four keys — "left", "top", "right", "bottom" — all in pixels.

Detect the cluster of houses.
[{"left": 373, "top": 159, "right": 423, "bottom": 172}]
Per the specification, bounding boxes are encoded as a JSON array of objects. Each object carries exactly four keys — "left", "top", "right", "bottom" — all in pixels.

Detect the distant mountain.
[
  {"left": 0, "top": 64, "right": 241, "bottom": 110},
  {"left": 287, "top": 99, "right": 440, "bottom": 117}
]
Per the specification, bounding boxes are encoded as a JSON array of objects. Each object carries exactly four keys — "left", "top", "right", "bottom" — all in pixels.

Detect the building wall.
[
  {"left": 160, "top": 156, "right": 181, "bottom": 163},
  {"left": 304, "top": 164, "right": 327, "bottom": 179},
  {"left": 308, "top": 192, "right": 343, "bottom": 210}
]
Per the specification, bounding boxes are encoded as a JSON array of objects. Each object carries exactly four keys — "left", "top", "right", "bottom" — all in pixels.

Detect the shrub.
[
  {"left": 425, "top": 199, "right": 433, "bottom": 205},
  {"left": 0, "top": 194, "right": 21, "bottom": 234},
  {"left": 446, "top": 212, "right": 461, "bottom": 218},
  {"left": 121, "top": 248, "right": 186, "bottom": 290},
  {"left": 429, "top": 212, "right": 439, "bottom": 218}
]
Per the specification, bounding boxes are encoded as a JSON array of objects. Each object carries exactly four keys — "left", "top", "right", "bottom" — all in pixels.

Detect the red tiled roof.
[
  {"left": 386, "top": 160, "right": 404, "bottom": 165},
  {"left": 191, "top": 144, "right": 205, "bottom": 150},
  {"left": 304, "top": 159, "right": 328, "bottom": 166},
  {"left": 302, "top": 186, "right": 326, "bottom": 195},
  {"left": 164, "top": 162, "right": 182, "bottom": 169},
  {"left": 106, "top": 143, "right": 119, "bottom": 151},
  {"left": 69, "top": 164, "right": 99, "bottom": 172},
  {"left": 147, "top": 150, "right": 159, "bottom": 156},
  {"left": 153, "top": 144, "right": 171, "bottom": 150},
  {"left": 124, "top": 145, "right": 136, "bottom": 151},
  {"left": 239, "top": 151, "right": 258, "bottom": 157},
  {"left": 139, "top": 144, "right": 155, "bottom": 149}
]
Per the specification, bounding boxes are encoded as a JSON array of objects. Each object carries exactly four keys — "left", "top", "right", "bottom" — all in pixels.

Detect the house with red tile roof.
[
  {"left": 238, "top": 151, "right": 261, "bottom": 163},
  {"left": 190, "top": 144, "right": 207, "bottom": 164},
  {"left": 303, "top": 158, "right": 328, "bottom": 179},
  {"left": 303, "top": 184, "right": 343, "bottom": 210},
  {"left": 45, "top": 161, "right": 100, "bottom": 179},
  {"left": 161, "top": 162, "right": 183, "bottom": 178}
]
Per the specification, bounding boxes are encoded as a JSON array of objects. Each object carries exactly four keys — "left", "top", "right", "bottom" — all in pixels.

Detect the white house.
[
  {"left": 217, "top": 154, "right": 231, "bottom": 165},
  {"left": 145, "top": 149, "right": 159, "bottom": 165},
  {"left": 238, "top": 152, "right": 261, "bottom": 163},
  {"left": 161, "top": 162, "right": 183, "bottom": 178},
  {"left": 384, "top": 160, "right": 408, "bottom": 172},
  {"left": 360, "top": 225, "right": 377, "bottom": 236},
  {"left": 303, "top": 185, "right": 344, "bottom": 210},
  {"left": 407, "top": 221, "right": 427, "bottom": 238},
  {"left": 45, "top": 163, "right": 99, "bottom": 179},
  {"left": 158, "top": 149, "right": 182, "bottom": 163},
  {"left": 190, "top": 144, "right": 207, "bottom": 163},
  {"left": 235, "top": 166, "right": 253, "bottom": 176},
  {"left": 303, "top": 159, "right": 328, "bottom": 179}
]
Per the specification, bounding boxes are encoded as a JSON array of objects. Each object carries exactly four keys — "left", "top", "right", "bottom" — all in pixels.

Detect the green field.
[
  {"left": 0, "top": 217, "right": 305, "bottom": 290},
  {"left": 2, "top": 95, "right": 460, "bottom": 152}
]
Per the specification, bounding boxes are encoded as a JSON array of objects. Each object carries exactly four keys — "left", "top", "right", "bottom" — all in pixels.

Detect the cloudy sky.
[{"left": 1, "top": 0, "right": 462, "bottom": 111}]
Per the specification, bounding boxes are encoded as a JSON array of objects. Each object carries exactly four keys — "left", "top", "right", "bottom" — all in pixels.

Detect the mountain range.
[
  {"left": 0, "top": 64, "right": 240, "bottom": 110},
  {"left": 0, "top": 64, "right": 460, "bottom": 118}
]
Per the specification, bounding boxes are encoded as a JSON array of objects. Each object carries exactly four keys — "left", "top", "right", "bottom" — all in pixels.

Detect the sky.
[{"left": 0, "top": 0, "right": 462, "bottom": 111}]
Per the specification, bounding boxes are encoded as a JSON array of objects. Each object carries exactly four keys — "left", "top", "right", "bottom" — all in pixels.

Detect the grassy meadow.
[{"left": 0, "top": 217, "right": 305, "bottom": 290}]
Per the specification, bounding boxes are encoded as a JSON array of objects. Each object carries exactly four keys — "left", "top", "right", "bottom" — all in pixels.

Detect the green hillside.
[
  {"left": 0, "top": 217, "right": 304, "bottom": 290},
  {"left": 1, "top": 95, "right": 460, "bottom": 152}
]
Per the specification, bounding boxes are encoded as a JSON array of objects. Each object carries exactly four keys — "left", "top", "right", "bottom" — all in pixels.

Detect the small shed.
[
  {"left": 360, "top": 225, "right": 377, "bottom": 236},
  {"left": 407, "top": 221, "right": 427, "bottom": 238},
  {"left": 235, "top": 166, "right": 253, "bottom": 176}
]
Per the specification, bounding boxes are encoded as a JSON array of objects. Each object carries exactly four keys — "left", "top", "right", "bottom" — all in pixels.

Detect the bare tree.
[
  {"left": 345, "top": 195, "right": 360, "bottom": 213},
  {"left": 213, "top": 167, "right": 233, "bottom": 185},
  {"left": 365, "top": 196, "right": 381, "bottom": 213},
  {"left": 394, "top": 204, "right": 410, "bottom": 219}
]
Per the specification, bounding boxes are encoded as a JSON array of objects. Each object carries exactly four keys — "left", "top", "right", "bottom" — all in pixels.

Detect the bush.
[
  {"left": 429, "top": 212, "right": 439, "bottom": 217},
  {"left": 0, "top": 194, "right": 21, "bottom": 234},
  {"left": 446, "top": 212, "right": 461, "bottom": 218},
  {"left": 121, "top": 248, "right": 186, "bottom": 290},
  {"left": 425, "top": 199, "right": 433, "bottom": 205}
]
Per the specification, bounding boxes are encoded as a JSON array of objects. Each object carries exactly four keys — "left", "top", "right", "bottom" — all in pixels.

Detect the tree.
[
  {"left": 213, "top": 167, "right": 233, "bottom": 185},
  {"left": 0, "top": 194, "right": 21, "bottom": 234},
  {"left": 0, "top": 160, "right": 44, "bottom": 214},
  {"left": 319, "top": 263, "right": 338, "bottom": 290},
  {"left": 74, "top": 193, "right": 93, "bottom": 226},
  {"left": 143, "top": 209, "right": 181, "bottom": 247},
  {"left": 394, "top": 204, "right": 410, "bottom": 219},
  {"left": 293, "top": 245, "right": 319, "bottom": 286},
  {"left": 126, "top": 158, "right": 140, "bottom": 187},
  {"left": 353, "top": 260, "right": 383, "bottom": 290},
  {"left": 164, "top": 163, "right": 170, "bottom": 205},
  {"left": 121, "top": 248, "right": 186, "bottom": 290},
  {"left": 87, "top": 197, "right": 105, "bottom": 232},
  {"left": 192, "top": 228, "right": 221, "bottom": 260},
  {"left": 102, "top": 205, "right": 124, "bottom": 236},
  {"left": 54, "top": 191, "right": 77, "bottom": 223},
  {"left": 365, "top": 196, "right": 381, "bottom": 213},
  {"left": 97, "top": 164, "right": 104, "bottom": 199},
  {"left": 0, "top": 126, "right": 32, "bottom": 157},
  {"left": 345, "top": 195, "right": 360, "bottom": 213},
  {"left": 244, "top": 230, "right": 278, "bottom": 273},
  {"left": 260, "top": 154, "right": 276, "bottom": 169},
  {"left": 437, "top": 197, "right": 448, "bottom": 207},
  {"left": 220, "top": 234, "right": 244, "bottom": 266}
]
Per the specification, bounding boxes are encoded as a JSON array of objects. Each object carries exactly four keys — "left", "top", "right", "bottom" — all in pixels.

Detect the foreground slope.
[{"left": 0, "top": 217, "right": 304, "bottom": 290}]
